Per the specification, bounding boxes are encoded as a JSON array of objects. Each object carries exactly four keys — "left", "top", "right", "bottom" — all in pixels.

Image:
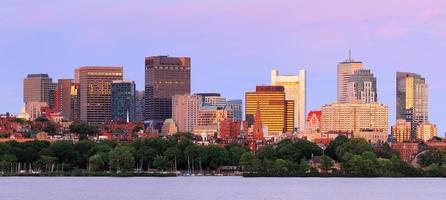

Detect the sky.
[{"left": 0, "top": 0, "right": 445, "bottom": 135}]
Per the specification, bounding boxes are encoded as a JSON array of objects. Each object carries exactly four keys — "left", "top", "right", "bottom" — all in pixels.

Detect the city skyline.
[{"left": 1, "top": 0, "right": 446, "bottom": 135}]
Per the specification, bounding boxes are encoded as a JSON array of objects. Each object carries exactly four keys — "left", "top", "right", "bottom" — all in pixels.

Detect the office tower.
[
  {"left": 172, "top": 94, "right": 202, "bottom": 133},
  {"left": 226, "top": 99, "right": 243, "bottom": 121},
  {"left": 134, "top": 90, "right": 145, "bottom": 122},
  {"left": 70, "top": 83, "right": 80, "bottom": 121},
  {"left": 416, "top": 122, "right": 437, "bottom": 142},
  {"left": 77, "top": 66, "right": 123, "bottom": 124},
  {"left": 391, "top": 119, "right": 412, "bottom": 142},
  {"left": 320, "top": 102, "right": 388, "bottom": 134},
  {"left": 348, "top": 69, "right": 377, "bottom": 103},
  {"left": 56, "top": 79, "right": 74, "bottom": 119},
  {"left": 245, "top": 86, "right": 294, "bottom": 135},
  {"left": 111, "top": 80, "right": 136, "bottom": 122},
  {"left": 25, "top": 102, "right": 48, "bottom": 120},
  {"left": 337, "top": 55, "right": 363, "bottom": 103},
  {"left": 23, "top": 74, "right": 57, "bottom": 105},
  {"left": 144, "top": 56, "right": 191, "bottom": 129},
  {"left": 271, "top": 69, "right": 306, "bottom": 131},
  {"left": 396, "top": 72, "right": 428, "bottom": 138}
]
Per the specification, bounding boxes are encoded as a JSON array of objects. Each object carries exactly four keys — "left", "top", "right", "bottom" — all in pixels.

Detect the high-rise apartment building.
[
  {"left": 226, "top": 99, "right": 243, "bottom": 121},
  {"left": 271, "top": 69, "right": 306, "bottom": 131},
  {"left": 348, "top": 69, "right": 377, "bottom": 103},
  {"left": 77, "top": 66, "right": 123, "bottom": 124},
  {"left": 396, "top": 72, "right": 428, "bottom": 138},
  {"left": 111, "top": 80, "right": 136, "bottom": 122},
  {"left": 144, "top": 56, "right": 191, "bottom": 129},
  {"left": 23, "top": 74, "right": 57, "bottom": 106},
  {"left": 172, "top": 94, "right": 202, "bottom": 133},
  {"left": 320, "top": 102, "right": 388, "bottom": 134},
  {"left": 245, "top": 86, "right": 294, "bottom": 134},
  {"left": 337, "top": 57, "right": 363, "bottom": 103}
]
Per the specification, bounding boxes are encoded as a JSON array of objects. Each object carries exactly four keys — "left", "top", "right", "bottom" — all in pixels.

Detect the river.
[{"left": 0, "top": 177, "right": 445, "bottom": 200}]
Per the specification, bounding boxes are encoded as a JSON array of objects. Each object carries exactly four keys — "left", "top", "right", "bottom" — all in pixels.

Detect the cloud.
[{"left": 376, "top": 22, "right": 410, "bottom": 38}]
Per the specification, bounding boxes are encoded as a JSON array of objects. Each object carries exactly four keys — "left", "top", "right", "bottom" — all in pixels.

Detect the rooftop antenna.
[{"left": 348, "top": 49, "right": 352, "bottom": 61}]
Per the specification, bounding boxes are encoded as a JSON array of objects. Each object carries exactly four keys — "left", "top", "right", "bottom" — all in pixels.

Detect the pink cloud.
[{"left": 376, "top": 22, "right": 410, "bottom": 38}]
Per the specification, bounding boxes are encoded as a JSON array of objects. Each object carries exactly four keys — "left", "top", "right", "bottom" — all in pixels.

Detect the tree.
[
  {"left": 50, "top": 141, "right": 76, "bottom": 165},
  {"left": 199, "top": 145, "right": 229, "bottom": 171},
  {"left": 276, "top": 139, "right": 302, "bottom": 163},
  {"left": 69, "top": 121, "right": 99, "bottom": 139},
  {"left": 418, "top": 149, "right": 443, "bottom": 167},
  {"left": 274, "top": 159, "right": 288, "bottom": 172},
  {"left": 325, "top": 135, "right": 348, "bottom": 161},
  {"left": 295, "top": 140, "right": 323, "bottom": 159},
  {"left": 256, "top": 145, "right": 276, "bottom": 161},
  {"left": 336, "top": 138, "right": 373, "bottom": 161},
  {"left": 239, "top": 152, "right": 255, "bottom": 171},
  {"left": 153, "top": 156, "right": 170, "bottom": 171},
  {"left": 89, "top": 154, "right": 104, "bottom": 172},
  {"left": 298, "top": 158, "right": 309, "bottom": 175},
  {"left": 108, "top": 146, "right": 135, "bottom": 172},
  {"left": 227, "top": 145, "right": 248, "bottom": 166},
  {"left": 164, "top": 147, "right": 182, "bottom": 170},
  {"left": 427, "top": 163, "right": 440, "bottom": 177},
  {"left": 35, "top": 155, "right": 57, "bottom": 172},
  {"left": 320, "top": 155, "right": 334, "bottom": 171},
  {"left": 135, "top": 146, "right": 157, "bottom": 170}
]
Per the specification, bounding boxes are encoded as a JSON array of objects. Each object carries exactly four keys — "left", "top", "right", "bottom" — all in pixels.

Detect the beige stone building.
[{"left": 416, "top": 122, "right": 437, "bottom": 142}]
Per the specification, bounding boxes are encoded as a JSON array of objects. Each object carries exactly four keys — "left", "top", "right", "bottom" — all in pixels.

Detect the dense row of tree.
[{"left": 1, "top": 132, "right": 446, "bottom": 176}]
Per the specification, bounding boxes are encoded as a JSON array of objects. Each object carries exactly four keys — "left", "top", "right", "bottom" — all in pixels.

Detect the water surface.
[{"left": 0, "top": 177, "right": 444, "bottom": 200}]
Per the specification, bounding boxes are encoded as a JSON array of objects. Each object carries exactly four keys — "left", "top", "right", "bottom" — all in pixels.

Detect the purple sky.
[{"left": 1, "top": 0, "right": 445, "bottom": 135}]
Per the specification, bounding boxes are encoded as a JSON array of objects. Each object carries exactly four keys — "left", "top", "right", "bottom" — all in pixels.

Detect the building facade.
[
  {"left": 134, "top": 90, "right": 145, "bottom": 122},
  {"left": 391, "top": 119, "right": 412, "bottom": 143},
  {"left": 416, "top": 122, "right": 437, "bottom": 142},
  {"left": 23, "top": 74, "right": 57, "bottom": 106},
  {"left": 56, "top": 79, "right": 74, "bottom": 119},
  {"left": 245, "top": 86, "right": 294, "bottom": 135},
  {"left": 226, "top": 99, "right": 243, "bottom": 121},
  {"left": 77, "top": 66, "right": 123, "bottom": 124},
  {"left": 306, "top": 111, "right": 322, "bottom": 132},
  {"left": 271, "top": 69, "right": 306, "bottom": 131},
  {"left": 111, "top": 80, "right": 136, "bottom": 122},
  {"left": 320, "top": 102, "right": 388, "bottom": 134},
  {"left": 337, "top": 58, "right": 363, "bottom": 103},
  {"left": 348, "top": 69, "right": 377, "bottom": 103},
  {"left": 172, "top": 94, "right": 202, "bottom": 133},
  {"left": 144, "top": 56, "right": 191, "bottom": 129},
  {"left": 70, "top": 83, "right": 80, "bottom": 121},
  {"left": 396, "top": 72, "right": 428, "bottom": 139}
]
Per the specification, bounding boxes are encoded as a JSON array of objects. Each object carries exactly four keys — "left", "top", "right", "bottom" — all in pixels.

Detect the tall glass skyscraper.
[
  {"left": 111, "top": 80, "right": 136, "bottom": 122},
  {"left": 396, "top": 72, "right": 428, "bottom": 139}
]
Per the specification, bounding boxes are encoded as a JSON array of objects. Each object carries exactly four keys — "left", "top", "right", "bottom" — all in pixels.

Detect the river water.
[{"left": 0, "top": 177, "right": 445, "bottom": 200}]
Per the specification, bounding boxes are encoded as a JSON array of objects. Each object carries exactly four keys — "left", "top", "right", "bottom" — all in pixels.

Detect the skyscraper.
[
  {"left": 337, "top": 56, "right": 363, "bottom": 103},
  {"left": 56, "top": 79, "right": 74, "bottom": 119},
  {"left": 134, "top": 90, "right": 145, "bottom": 122},
  {"left": 144, "top": 56, "right": 191, "bottom": 129},
  {"left": 70, "top": 83, "right": 80, "bottom": 121},
  {"left": 396, "top": 72, "right": 428, "bottom": 138},
  {"left": 77, "top": 66, "right": 123, "bottom": 124},
  {"left": 245, "top": 86, "right": 294, "bottom": 135},
  {"left": 111, "top": 80, "right": 136, "bottom": 122},
  {"left": 271, "top": 69, "right": 306, "bottom": 131},
  {"left": 348, "top": 69, "right": 377, "bottom": 103},
  {"left": 23, "top": 74, "right": 57, "bottom": 106},
  {"left": 172, "top": 94, "right": 202, "bottom": 133}
]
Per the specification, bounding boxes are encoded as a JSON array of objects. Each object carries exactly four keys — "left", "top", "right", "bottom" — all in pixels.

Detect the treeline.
[
  {"left": 1, "top": 133, "right": 446, "bottom": 177},
  {"left": 0, "top": 133, "right": 247, "bottom": 174},
  {"left": 243, "top": 136, "right": 446, "bottom": 177}
]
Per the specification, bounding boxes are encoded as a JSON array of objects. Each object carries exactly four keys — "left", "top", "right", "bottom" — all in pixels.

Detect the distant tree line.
[{"left": 1, "top": 132, "right": 446, "bottom": 177}]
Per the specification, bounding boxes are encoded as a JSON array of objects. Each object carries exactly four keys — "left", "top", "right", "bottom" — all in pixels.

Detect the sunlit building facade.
[
  {"left": 77, "top": 66, "right": 123, "bottom": 124},
  {"left": 271, "top": 69, "right": 306, "bottom": 131},
  {"left": 416, "top": 122, "right": 437, "bottom": 142},
  {"left": 391, "top": 119, "right": 412, "bottom": 142},
  {"left": 337, "top": 57, "right": 363, "bottom": 103},
  {"left": 245, "top": 86, "right": 294, "bottom": 135},
  {"left": 172, "top": 94, "right": 202, "bottom": 133},
  {"left": 348, "top": 69, "right": 377, "bottom": 103}
]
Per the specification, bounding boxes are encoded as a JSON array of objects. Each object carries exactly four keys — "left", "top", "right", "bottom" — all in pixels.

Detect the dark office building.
[
  {"left": 144, "top": 56, "right": 191, "bottom": 129},
  {"left": 112, "top": 80, "right": 136, "bottom": 122}
]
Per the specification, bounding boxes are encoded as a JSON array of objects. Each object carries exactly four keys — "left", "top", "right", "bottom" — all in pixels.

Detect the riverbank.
[{"left": 0, "top": 172, "right": 177, "bottom": 177}]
